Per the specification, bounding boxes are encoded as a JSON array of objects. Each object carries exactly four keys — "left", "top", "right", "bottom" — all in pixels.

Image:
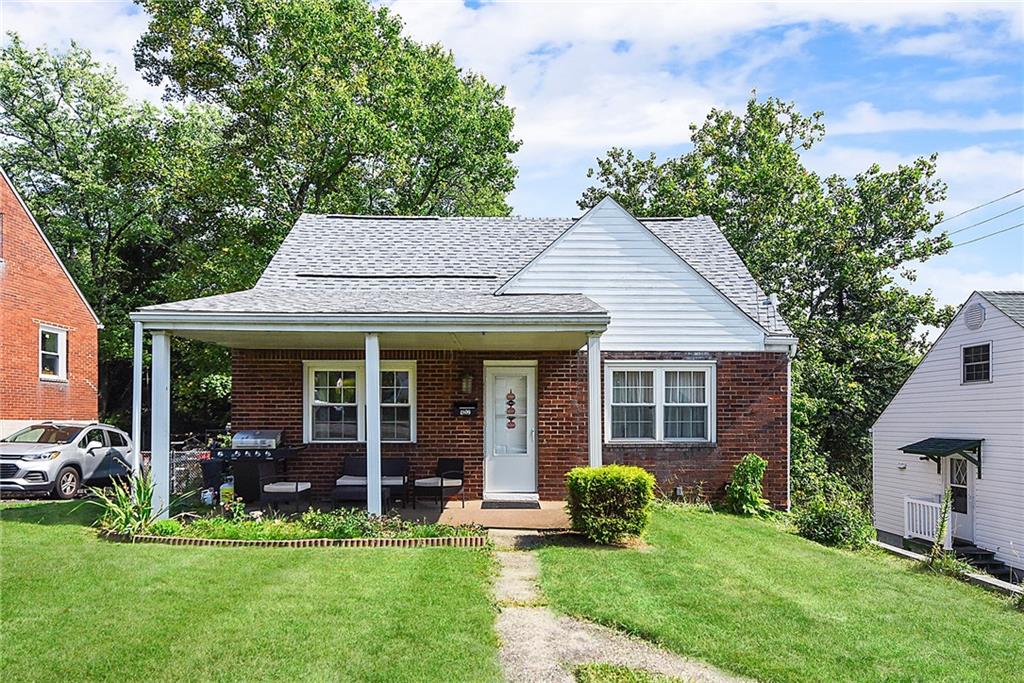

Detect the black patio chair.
[
  {"left": 331, "top": 456, "right": 409, "bottom": 509},
  {"left": 412, "top": 458, "right": 465, "bottom": 509},
  {"left": 382, "top": 458, "right": 410, "bottom": 507}
]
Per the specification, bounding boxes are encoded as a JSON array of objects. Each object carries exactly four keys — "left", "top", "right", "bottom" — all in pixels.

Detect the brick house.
[
  {"left": 131, "top": 197, "right": 796, "bottom": 512},
  {"left": 0, "top": 169, "right": 101, "bottom": 438}
]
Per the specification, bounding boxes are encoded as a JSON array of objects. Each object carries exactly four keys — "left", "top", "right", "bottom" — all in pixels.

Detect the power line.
[
  {"left": 948, "top": 222, "right": 1024, "bottom": 249},
  {"left": 947, "top": 205, "right": 1024, "bottom": 235},
  {"left": 936, "top": 187, "right": 1024, "bottom": 225}
]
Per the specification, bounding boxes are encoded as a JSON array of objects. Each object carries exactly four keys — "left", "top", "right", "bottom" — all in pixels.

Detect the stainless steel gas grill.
[{"left": 211, "top": 431, "right": 305, "bottom": 502}]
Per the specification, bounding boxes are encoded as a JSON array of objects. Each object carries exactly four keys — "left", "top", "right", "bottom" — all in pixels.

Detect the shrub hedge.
[
  {"left": 565, "top": 465, "right": 655, "bottom": 544},
  {"left": 792, "top": 489, "right": 874, "bottom": 550}
]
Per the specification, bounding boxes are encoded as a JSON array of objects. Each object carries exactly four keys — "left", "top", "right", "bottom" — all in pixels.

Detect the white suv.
[{"left": 0, "top": 422, "right": 135, "bottom": 499}]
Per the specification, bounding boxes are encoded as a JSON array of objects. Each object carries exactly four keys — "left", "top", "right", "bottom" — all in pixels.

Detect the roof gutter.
[
  {"left": 129, "top": 309, "right": 610, "bottom": 333},
  {"left": 765, "top": 335, "right": 799, "bottom": 357}
]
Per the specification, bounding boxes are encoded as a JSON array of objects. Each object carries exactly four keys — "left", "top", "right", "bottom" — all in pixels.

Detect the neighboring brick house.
[
  {"left": 132, "top": 197, "right": 796, "bottom": 512},
  {"left": 0, "top": 169, "right": 101, "bottom": 438}
]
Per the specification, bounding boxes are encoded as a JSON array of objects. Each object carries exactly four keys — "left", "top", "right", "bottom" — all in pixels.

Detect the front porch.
[
  {"left": 396, "top": 499, "right": 569, "bottom": 530},
  {"left": 130, "top": 305, "right": 609, "bottom": 517}
]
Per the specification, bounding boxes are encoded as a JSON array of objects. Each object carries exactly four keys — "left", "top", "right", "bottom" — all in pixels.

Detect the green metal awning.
[{"left": 900, "top": 438, "right": 983, "bottom": 478}]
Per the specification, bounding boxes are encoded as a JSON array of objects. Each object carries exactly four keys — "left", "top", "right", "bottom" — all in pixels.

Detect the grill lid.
[{"left": 231, "top": 430, "right": 283, "bottom": 448}]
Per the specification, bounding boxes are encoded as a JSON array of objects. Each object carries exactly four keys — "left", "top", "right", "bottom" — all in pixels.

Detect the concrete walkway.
[{"left": 491, "top": 533, "right": 746, "bottom": 683}]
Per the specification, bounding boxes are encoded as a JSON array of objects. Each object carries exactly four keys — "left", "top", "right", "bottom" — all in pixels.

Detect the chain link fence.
[{"left": 141, "top": 447, "right": 212, "bottom": 495}]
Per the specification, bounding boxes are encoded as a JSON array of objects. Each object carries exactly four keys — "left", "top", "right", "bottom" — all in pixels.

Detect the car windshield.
[{"left": 2, "top": 425, "right": 81, "bottom": 444}]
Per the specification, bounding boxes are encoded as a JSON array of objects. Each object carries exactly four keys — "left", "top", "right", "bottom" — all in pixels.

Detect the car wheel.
[{"left": 53, "top": 467, "right": 80, "bottom": 500}]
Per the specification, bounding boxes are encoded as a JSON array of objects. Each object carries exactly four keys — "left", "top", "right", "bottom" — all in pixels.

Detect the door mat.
[{"left": 481, "top": 501, "right": 541, "bottom": 510}]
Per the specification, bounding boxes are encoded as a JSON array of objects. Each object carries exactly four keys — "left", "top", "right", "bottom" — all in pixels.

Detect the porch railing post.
[
  {"left": 150, "top": 331, "right": 171, "bottom": 519},
  {"left": 131, "top": 321, "right": 143, "bottom": 476},
  {"left": 587, "top": 333, "right": 602, "bottom": 468},
  {"left": 365, "top": 333, "right": 382, "bottom": 515}
]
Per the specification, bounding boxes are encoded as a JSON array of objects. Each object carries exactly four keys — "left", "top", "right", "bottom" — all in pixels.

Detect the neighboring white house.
[{"left": 872, "top": 291, "right": 1024, "bottom": 582}]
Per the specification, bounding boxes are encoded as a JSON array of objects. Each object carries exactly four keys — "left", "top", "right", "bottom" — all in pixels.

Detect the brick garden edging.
[{"left": 105, "top": 533, "right": 488, "bottom": 548}]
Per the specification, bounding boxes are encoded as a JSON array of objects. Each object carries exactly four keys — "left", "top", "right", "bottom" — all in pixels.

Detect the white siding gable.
[
  {"left": 500, "top": 198, "right": 766, "bottom": 351},
  {"left": 873, "top": 292, "right": 1024, "bottom": 569}
]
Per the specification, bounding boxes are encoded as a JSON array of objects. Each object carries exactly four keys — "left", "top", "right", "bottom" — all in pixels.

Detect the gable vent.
[{"left": 964, "top": 302, "right": 986, "bottom": 330}]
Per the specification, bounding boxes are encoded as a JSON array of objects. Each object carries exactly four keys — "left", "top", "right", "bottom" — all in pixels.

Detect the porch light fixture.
[{"left": 461, "top": 372, "right": 474, "bottom": 395}]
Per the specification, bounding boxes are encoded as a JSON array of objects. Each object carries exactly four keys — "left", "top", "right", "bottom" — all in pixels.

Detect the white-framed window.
[
  {"left": 962, "top": 342, "right": 991, "bottom": 384},
  {"left": 302, "top": 361, "right": 416, "bottom": 443},
  {"left": 39, "top": 324, "right": 67, "bottom": 381},
  {"left": 605, "top": 361, "right": 715, "bottom": 443}
]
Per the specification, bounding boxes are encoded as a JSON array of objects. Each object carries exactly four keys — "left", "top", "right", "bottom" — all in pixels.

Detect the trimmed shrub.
[
  {"left": 792, "top": 487, "right": 874, "bottom": 549},
  {"left": 723, "top": 453, "right": 770, "bottom": 516},
  {"left": 565, "top": 465, "right": 655, "bottom": 544}
]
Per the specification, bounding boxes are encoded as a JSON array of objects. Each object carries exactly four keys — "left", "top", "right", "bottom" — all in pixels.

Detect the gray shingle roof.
[
  {"left": 141, "top": 289, "right": 604, "bottom": 316},
  {"left": 143, "top": 210, "right": 791, "bottom": 335},
  {"left": 978, "top": 291, "right": 1024, "bottom": 327}
]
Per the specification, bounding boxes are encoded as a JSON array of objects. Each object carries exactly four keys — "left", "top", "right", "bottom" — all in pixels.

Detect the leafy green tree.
[
  {"left": 134, "top": 0, "right": 520, "bottom": 223},
  {"left": 0, "top": 35, "right": 259, "bottom": 428},
  {"left": 579, "top": 95, "right": 955, "bottom": 493}
]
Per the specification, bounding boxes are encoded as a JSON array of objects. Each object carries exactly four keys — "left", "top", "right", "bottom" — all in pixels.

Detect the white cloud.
[
  {"left": 805, "top": 143, "right": 1024, "bottom": 218},
  {"left": 0, "top": 0, "right": 162, "bottom": 101},
  {"left": 909, "top": 262, "right": 1023, "bottom": 309},
  {"left": 830, "top": 102, "right": 1023, "bottom": 135},
  {"left": 929, "top": 75, "right": 1009, "bottom": 102},
  {"left": 886, "top": 30, "right": 996, "bottom": 61}
]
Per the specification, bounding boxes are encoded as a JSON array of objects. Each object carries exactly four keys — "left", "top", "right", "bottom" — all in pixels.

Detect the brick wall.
[
  {"left": 0, "top": 175, "right": 98, "bottom": 429},
  {"left": 601, "top": 351, "right": 790, "bottom": 508},
  {"left": 231, "top": 347, "right": 790, "bottom": 506},
  {"left": 231, "top": 349, "right": 588, "bottom": 499}
]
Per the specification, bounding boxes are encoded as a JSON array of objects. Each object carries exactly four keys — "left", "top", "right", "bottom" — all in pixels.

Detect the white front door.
[
  {"left": 484, "top": 365, "right": 537, "bottom": 495},
  {"left": 947, "top": 457, "right": 975, "bottom": 543}
]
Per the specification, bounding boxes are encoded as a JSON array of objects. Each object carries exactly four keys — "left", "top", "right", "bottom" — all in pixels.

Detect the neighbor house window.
[
  {"left": 962, "top": 343, "right": 991, "bottom": 383},
  {"left": 39, "top": 324, "right": 67, "bottom": 381},
  {"left": 605, "top": 362, "right": 716, "bottom": 442},
  {"left": 303, "top": 361, "right": 416, "bottom": 443}
]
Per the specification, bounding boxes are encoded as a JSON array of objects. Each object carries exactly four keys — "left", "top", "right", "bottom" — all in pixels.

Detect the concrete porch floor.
[{"left": 394, "top": 500, "right": 570, "bottom": 530}]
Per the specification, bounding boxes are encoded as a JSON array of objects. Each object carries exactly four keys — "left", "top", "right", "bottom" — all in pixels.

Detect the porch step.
[
  {"left": 952, "top": 543, "right": 1020, "bottom": 585},
  {"left": 953, "top": 544, "right": 996, "bottom": 560}
]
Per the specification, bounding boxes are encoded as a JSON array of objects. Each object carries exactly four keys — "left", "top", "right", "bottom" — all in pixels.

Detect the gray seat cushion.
[
  {"left": 263, "top": 481, "right": 311, "bottom": 493},
  {"left": 336, "top": 475, "right": 406, "bottom": 486},
  {"left": 415, "top": 476, "right": 462, "bottom": 488}
]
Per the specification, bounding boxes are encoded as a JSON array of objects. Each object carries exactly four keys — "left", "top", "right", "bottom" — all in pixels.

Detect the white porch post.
[
  {"left": 151, "top": 331, "right": 171, "bottom": 519},
  {"left": 131, "top": 321, "right": 143, "bottom": 476},
  {"left": 365, "top": 333, "right": 382, "bottom": 515},
  {"left": 587, "top": 333, "right": 602, "bottom": 468}
]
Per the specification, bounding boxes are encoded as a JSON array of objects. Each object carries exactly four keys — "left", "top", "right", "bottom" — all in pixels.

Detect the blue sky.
[{"left": 3, "top": 0, "right": 1022, "bottom": 308}]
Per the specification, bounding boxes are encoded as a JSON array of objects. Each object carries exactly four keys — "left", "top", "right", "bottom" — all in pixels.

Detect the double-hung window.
[
  {"left": 962, "top": 343, "right": 991, "bottom": 383},
  {"left": 39, "top": 324, "right": 67, "bottom": 381},
  {"left": 610, "top": 370, "right": 656, "bottom": 439},
  {"left": 311, "top": 367, "right": 360, "bottom": 441},
  {"left": 606, "top": 362, "right": 715, "bottom": 443},
  {"left": 304, "top": 361, "right": 416, "bottom": 443},
  {"left": 380, "top": 370, "right": 412, "bottom": 441}
]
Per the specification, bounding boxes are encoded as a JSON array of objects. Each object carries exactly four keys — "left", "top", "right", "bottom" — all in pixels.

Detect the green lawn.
[
  {"left": 1, "top": 502, "right": 501, "bottom": 683},
  {"left": 539, "top": 505, "right": 1022, "bottom": 683}
]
